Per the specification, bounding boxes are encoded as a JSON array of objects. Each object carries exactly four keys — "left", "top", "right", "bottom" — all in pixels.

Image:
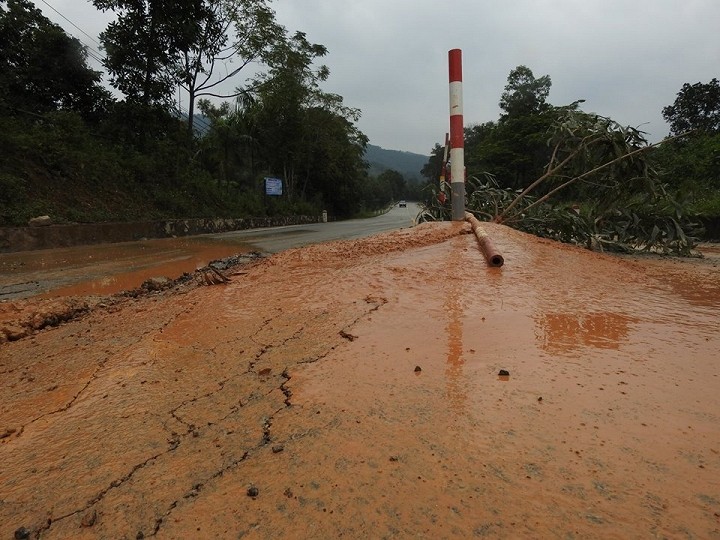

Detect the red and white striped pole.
[{"left": 448, "top": 49, "right": 465, "bottom": 221}]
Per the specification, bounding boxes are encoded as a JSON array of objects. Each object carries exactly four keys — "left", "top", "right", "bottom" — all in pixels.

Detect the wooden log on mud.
[{"left": 465, "top": 212, "right": 505, "bottom": 267}]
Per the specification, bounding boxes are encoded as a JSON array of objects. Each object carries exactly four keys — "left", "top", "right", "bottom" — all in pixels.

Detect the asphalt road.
[
  {"left": 211, "top": 202, "right": 420, "bottom": 253},
  {"left": 0, "top": 203, "right": 421, "bottom": 300}
]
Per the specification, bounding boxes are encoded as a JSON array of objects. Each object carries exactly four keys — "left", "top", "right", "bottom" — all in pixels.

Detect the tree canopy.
[
  {"left": 662, "top": 78, "right": 720, "bottom": 136},
  {"left": 499, "top": 65, "right": 552, "bottom": 120},
  {"left": 653, "top": 78, "right": 720, "bottom": 200},
  {"left": 0, "top": 0, "right": 109, "bottom": 118}
]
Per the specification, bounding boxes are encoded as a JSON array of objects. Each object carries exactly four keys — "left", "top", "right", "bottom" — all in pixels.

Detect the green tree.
[
  {"left": 464, "top": 115, "right": 557, "bottom": 190},
  {"left": 657, "top": 79, "right": 720, "bottom": 189},
  {"left": 377, "top": 169, "right": 406, "bottom": 201},
  {"left": 300, "top": 106, "right": 368, "bottom": 216},
  {"left": 499, "top": 65, "right": 552, "bottom": 120},
  {"left": 94, "top": 0, "right": 198, "bottom": 107},
  {"left": 420, "top": 143, "right": 445, "bottom": 183},
  {"left": 652, "top": 133, "right": 720, "bottom": 193},
  {"left": 175, "top": 0, "right": 284, "bottom": 135},
  {"left": 653, "top": 79, "right": 720, "bottom": 205},
  {"left": 0, "top": 0, "right": 109, "bottom": 118},
  {"left": 360, "top": 175, "right": 392, "bottom": 210},
  {"left": 251, "top": 31, "right": 339, "bottom": 197},
  {"left": 455, "top": 66, "right": 562, "bottom": 190},
  {"left": 95, "top": 0, "right": 288, "bottom": 136},
  {"left": 249, "top": 32, "right": 324, "bottom": 198},
  {"left": 196, "top": 97, "right": 260, "bottom": 194},
  {"left": 662, "top": 78, "right": 720, "bottom": 136}
]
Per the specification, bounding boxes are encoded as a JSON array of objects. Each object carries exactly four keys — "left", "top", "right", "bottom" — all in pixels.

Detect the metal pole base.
[{"left": 451, "top": 181, "right": 465, "bottom": 221}]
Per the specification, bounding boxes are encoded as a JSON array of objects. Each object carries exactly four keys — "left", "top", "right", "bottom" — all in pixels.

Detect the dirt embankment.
[{"left": 1, "top": 223, "right": 719, "bottom": 539}]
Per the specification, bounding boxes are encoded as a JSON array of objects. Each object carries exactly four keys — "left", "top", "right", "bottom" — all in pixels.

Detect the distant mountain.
[{"left": 364, "top": 144, "right": 428, "bottom": 183}]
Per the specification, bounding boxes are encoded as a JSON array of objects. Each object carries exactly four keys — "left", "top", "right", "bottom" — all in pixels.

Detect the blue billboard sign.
[{"left": 264, "top": 177, "right": 283, "bottom": 196}]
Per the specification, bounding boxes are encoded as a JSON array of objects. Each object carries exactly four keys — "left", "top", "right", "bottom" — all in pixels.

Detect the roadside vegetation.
[
  {"left": 0, "top": 0, "right": 414, "bottom": 226},
  {"left": 419, "top": 68, "right": 720, "bottom": 254}
]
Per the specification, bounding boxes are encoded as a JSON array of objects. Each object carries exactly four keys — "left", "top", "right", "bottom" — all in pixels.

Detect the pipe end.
[{"left": 489, "top": 255, "right": 504, "bottom": 268}]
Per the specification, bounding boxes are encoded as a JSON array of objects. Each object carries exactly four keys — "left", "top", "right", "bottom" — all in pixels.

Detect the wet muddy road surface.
[
  {"left": 1, "top": 223, "right": 719, "bottom": 538},
  {"left": 0, "top": 236, "right": 252, "bottom": 301},
  {"left": 0, "top": 204, "right": 418, "bottom": 301}
]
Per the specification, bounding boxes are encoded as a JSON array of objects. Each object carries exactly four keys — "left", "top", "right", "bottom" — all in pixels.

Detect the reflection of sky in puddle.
[
  {"left": 445, "top": 237, "right": 467, "bottom": 414},
  {"left": 535, "top": 312, "right": 637, "bottom": 354}
]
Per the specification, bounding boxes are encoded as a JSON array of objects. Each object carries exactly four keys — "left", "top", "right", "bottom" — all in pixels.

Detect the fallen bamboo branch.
[{"left": 200, "top": 266, "right": 230, "bottom": 285}]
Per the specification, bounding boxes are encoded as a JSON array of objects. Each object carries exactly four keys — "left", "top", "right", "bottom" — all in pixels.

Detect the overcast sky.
[{"left": 35, "top": 0, "right": 720, "bottom": 155}]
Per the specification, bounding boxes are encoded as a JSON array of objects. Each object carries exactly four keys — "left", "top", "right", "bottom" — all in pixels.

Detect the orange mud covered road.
[{"left": 1, "top": 223, "right": 719, "bottom": 539}]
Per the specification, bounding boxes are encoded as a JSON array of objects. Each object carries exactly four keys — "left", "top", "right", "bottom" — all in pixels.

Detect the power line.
[
  {"left": 38, "top": 0, "right": 102, "bottom": 48},
  {"left": 33, "top": 0, "right": 215, "bottom": 136},
  {"left": 36, "top": 0, "right": 107, "bottom": 66}
]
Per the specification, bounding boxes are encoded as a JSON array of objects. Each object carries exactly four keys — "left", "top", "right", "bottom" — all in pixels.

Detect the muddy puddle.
[
  {"left": 1, "top": 223, "right": 718, "bottom": 538},
  {"left": 0, "top": 236, "right": 251, "bottom": 299}
]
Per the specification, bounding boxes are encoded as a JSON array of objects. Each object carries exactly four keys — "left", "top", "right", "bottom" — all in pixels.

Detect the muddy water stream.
[
  {"left": 0, "top": 223, "right": 718, "bottom": 538},
  {"left": 0, "top": 236, "right": 252, "bottom": 299}
]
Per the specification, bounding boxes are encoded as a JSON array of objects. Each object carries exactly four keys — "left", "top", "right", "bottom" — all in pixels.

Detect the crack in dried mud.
[
  {"left": 11, "top": 360, "right": 107, "bottom": 442},
  {"left": 144, "top": 297, "right": 388, "bottom": 537},
  {"left": 147, "top": 450, "right": 251, "bottom": 538},
  {"left": 40, "top": 438, "right": 182, "bottom": 536},
  {"left": 25, "top": 294, "right": 387, "bottom": 538}
]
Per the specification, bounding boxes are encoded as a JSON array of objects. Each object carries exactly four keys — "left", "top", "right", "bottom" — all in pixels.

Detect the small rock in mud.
[
  {"left": 2, "top": 325, "right": 29, "bottom": 342},
  {"left": 80, "top": 509, "right": 97, "bottom": 527},
  {"left": 414, "top": 366, "right": 422, "bottom": 372},
  {"left": 14, "top": 527, "right": 30, "bottom": 540},
  {"left": 272, "top": 445, "right": 284, "bottom": 453},
  {"left": 498, "top": 369, "right": 510, "bottom": 377},
  {"left": 1, "top": 427, "right": 17, "bottom": 439},
  {"left": 247, "top": 486, "right": 259, "bottom": 498}
]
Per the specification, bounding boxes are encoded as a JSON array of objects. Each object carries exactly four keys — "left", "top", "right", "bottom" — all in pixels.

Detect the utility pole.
[{"left": 448, "top": 49, "right": 465, "bottom": 221}]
